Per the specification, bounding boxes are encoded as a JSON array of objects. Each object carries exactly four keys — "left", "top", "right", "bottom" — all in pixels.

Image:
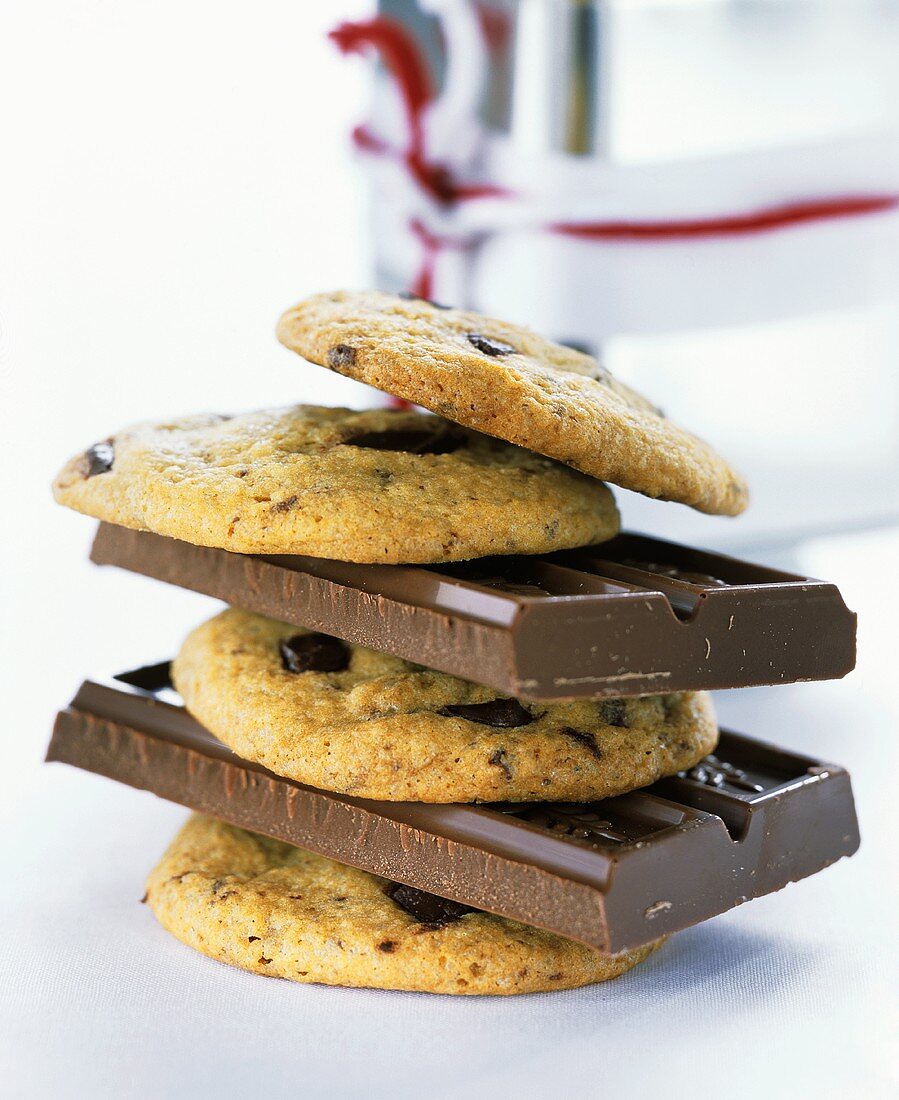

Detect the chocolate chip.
[
  {"left": 248, "top": 935, "right": 260, "bottom": 943},
  {"left": 398, "top": 291, "right": 451, "bottom": 310},
  {"left": 343, "top": 428, "right": 465, "bottom": 455},
  {"left": 376, "top": 940, "right": 398, "bottom": 953},
  {"left": 258, "top": 956, "right": 272, "bottom": 965},
  {"left": 466, "top": 333, "right": 515, "bottom": 356},
  {"left": 386, "top": 882, "right": 475, "bottom": 928},
  {"left": 327, "top": 344, "right": 357, "bottom": 369},
  {"left": 600, "top": 700, "right": 628, "bottom": 728},
  {"left": 489, "top": 748, "right": 513, "bottom": 779},
  {"left": 81, "top": 440, "right": 114, "bottom": 478},
  {"left": 562, "top": 727, "right": 603, "bottom": 759},
  {"left": 439, "top": 698, "right": 534, "bottom": 727},
  {"left": 279, "top": 633, "right": 350, "bottom": 674}
]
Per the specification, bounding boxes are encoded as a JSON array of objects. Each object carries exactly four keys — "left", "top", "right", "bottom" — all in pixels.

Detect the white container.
[{"left": 350, "top": 0, "right": 899, "bottom": 546}]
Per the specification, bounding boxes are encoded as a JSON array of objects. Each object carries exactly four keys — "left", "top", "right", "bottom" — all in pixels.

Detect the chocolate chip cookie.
[
  {"left": 146, "top": 814, "right": 663, "bottom": 994},
  {"left": 277, "top": 291, "right": 748, "bottom": 516},
  {"left": 171, "top": 608, "right": 719, "bottom": 802},
  {"left": 52, "top": 404, "right": 619, "bottom": 563}
]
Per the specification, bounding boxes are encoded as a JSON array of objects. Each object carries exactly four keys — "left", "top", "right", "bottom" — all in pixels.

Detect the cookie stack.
[{"left": 50, "top": 291, "right": 854, "bottom": 996}]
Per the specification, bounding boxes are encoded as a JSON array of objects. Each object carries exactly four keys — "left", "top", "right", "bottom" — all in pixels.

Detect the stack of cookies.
[{"left": 50, "top": 291, "right": 857, "bottom": 996}]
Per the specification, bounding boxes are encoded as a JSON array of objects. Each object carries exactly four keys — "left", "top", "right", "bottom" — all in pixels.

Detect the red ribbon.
[
  {"left": 331, "top": 18, "right": 508, "bottom": 205},
  {"left": 331, "top": 17, "right": 899, "bottom": 304},
  {"left": 551, "top": 194, "right": 899, "bottom": 240}
]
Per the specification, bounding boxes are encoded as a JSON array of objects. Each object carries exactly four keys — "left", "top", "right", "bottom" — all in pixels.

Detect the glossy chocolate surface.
[
  {"left": 89, "top": 525, "right": 857, "bottom": 701},
  {"left": 47, "top": 664, "right": 860, "bottom": 953}
]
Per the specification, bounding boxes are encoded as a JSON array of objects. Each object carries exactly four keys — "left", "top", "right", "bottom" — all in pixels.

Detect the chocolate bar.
[
  {"left": 89, "top": 524, "right": 857, "bottom": 701},
  {"left": 48, "top": 663, "right": 860, "bottom": 953}
]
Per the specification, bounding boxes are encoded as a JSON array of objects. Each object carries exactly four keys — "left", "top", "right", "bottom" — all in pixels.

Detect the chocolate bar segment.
[
  {"left": 89, "top": 524, "right": 856, "bottom": 700},
  {"left": 47, "top": 664, "right": 860, "bottom": 953}
]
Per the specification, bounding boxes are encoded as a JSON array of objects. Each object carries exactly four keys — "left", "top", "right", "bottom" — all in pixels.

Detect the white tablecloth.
[{"left": 2, "top": 530, "right": 896, "bottom": 1099}]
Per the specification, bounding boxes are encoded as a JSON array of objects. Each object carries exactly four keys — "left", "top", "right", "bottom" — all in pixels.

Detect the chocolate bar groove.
[{"left": 89, "top": 524, "right": 857, "bottom": 700}]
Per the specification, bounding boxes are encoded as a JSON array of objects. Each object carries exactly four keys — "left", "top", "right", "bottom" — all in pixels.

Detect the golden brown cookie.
[
  {"left": 51, "top": 404, "right": 619, "bottom": 563},
  {"left": 171, "top": 608, "right": 719, "bottom": 802},
  {"left": 277, "top": 291, "right": 748, "bottom": 516},
  {"left": 146, "top": 814, "right": 664, "bottom": 995}
]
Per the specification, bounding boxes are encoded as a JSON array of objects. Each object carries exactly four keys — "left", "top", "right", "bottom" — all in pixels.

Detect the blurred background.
[
  {"left": 1, "top": 2, "right": 897, "bottom": 1096},
  {"left": 3, "top": 0, "right": 898, "bottom": 557}
]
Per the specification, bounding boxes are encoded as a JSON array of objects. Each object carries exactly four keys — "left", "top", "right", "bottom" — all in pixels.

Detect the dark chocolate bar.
[
  {"left": 89, "top": 525, "right": 857, "bottom": 701},
  {"left": 47, "top": 663, "right": 860, "bottom": 953}
]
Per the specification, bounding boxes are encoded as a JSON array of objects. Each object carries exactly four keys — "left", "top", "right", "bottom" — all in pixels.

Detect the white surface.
[
  {"left": 0, "top": 530, "right": 897, "bottom": 1099},
  {"left": 1, "top": 3, "right": 896, "bottom": 1097}
]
